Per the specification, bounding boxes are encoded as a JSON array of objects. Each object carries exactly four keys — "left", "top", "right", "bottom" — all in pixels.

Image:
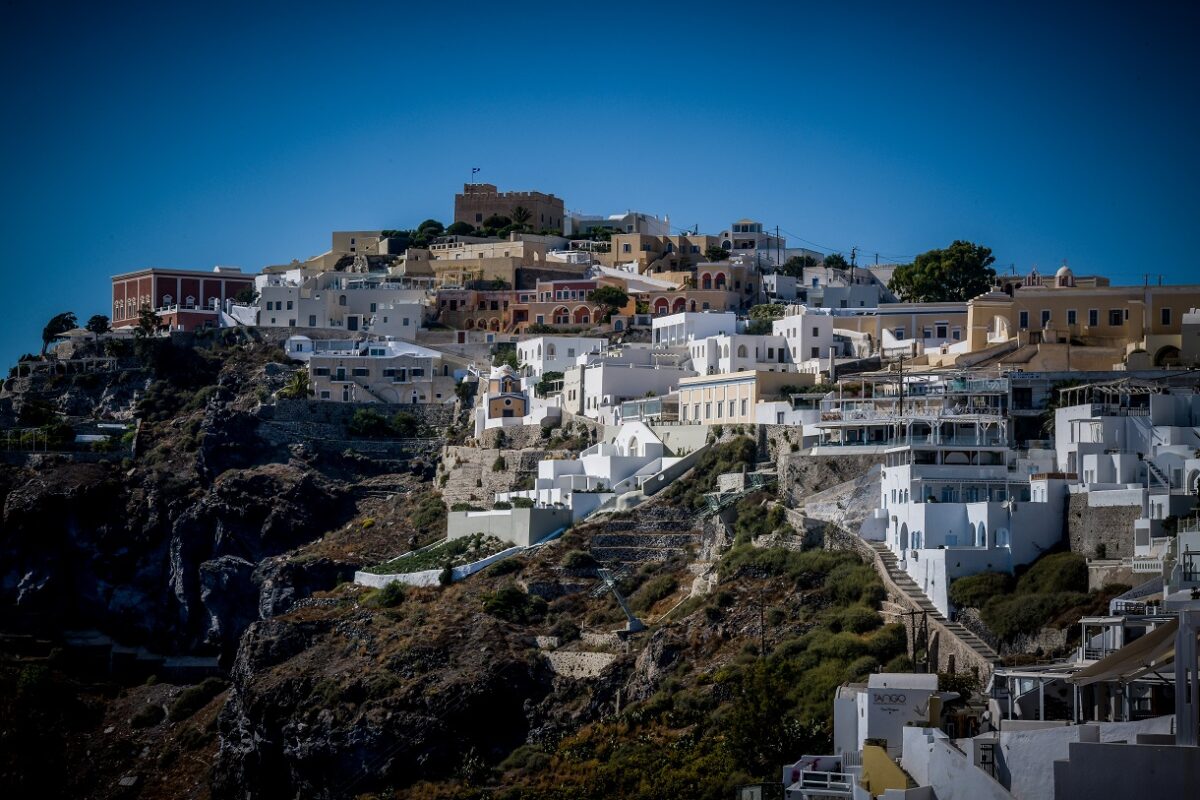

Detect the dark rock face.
[
  {"left": 212, "top": 614, "right": 553, "bottom": 799},
  {"left": 253, "top": 555, "right": 357, "bottom": 619}
]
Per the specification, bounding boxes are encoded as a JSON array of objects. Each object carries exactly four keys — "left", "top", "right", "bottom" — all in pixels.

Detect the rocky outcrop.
[{"left": 212, "top": 609, "right": 554, "bottom": 799}]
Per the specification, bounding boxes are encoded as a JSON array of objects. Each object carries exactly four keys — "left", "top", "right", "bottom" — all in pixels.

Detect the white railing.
[{"left": 795, "top": 770, "right": 855, "bottom": 794}]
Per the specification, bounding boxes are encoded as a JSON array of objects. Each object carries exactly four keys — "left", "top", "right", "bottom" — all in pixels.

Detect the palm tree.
[
  {"left": 41, "top": 312, "right": 77, "bottom": 356},
  {"left": 510, "top": 205, "right": 532, "bottom": 228}
]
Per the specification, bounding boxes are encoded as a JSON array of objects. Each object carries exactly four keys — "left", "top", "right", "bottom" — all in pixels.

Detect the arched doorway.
[
  {"left": 653, "top": 297, "right": 670, "bottom": 315},
  {"left": 701, "top": 273, "right": 712, "bottom": 290},
  {"left": 899, "top": 523, "right": 909, "bottom": 551},
  {"left": 714, "top": 272, "right": 727, "bottom": 289},
  {"left": 1154, "top": 345, "right": 1181, "bottom": 367},
  {"left": 672, "top": 297, "right": 686, "bottom": 313},
  {"left": 573, "top": 306, "right": 590, "bottom": 325}
]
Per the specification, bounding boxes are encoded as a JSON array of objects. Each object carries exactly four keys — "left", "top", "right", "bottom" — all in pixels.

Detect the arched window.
[
  {"left": 547, "top": 344, "right": 556, "bottom": 358},
  {"left": 979, "top": 522, "right": 987, "bottom": 547},
  {"left": 701, "top": 273, "right": 712, "bottom": 290},
  {"left": 736, "top": 344, "right": 748, "bottom": 358},
  {"left": 339, "top": 295, "right": 347, "bottom": 306},
  {"left": 163, "top": 294, "right": 173, "bottom": 305},
  {"left": 722, "top": 344, "right": 729, "bottom": 358},
  {"left": 714, "top": 272, "right": 727, "bottom": 289},
  {"left": 185, "top": 295, "right": 196, "bottom": 308}
]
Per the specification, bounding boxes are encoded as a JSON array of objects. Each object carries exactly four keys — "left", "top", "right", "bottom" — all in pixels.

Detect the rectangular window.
[
  {"left": 1162, "top": 307, "right": 1171, "bottom": 325},
  {"left": 1019, "top": 311, "right": 1029, "bottom": 329},
  {"left": 320, "top": 390, "right": 330, "bottom": 399},
  {"left": 1088, "top": 308, "right": 1098, "bottom": 326},
  {"left": 810, "top": 347, "right": 819, "bottom": 358},
  {"left": 1109, "top": 309, "right": 1123, "bottom": 326},
  {"left": 694, "top": 403, "right": 701, "bottom": 419},
  {"left": 894, "top": 327, "right": 905, "bottom": 340},
  {"left": 383, "top": 369, "right": 395, "bottom": 377},
  {"left": 370, "top": 303, "right": 377, "bottom": 313},
  {"left": 313, "top": 368, "right": 330, "bottom": 376},
  {"left": 1041, "top": 309, "right": 1051, "bottom": 327},
  {"left": 923, "top": 328, "right": 932, "bottom": 339},
  {"left": 952, "top": 329, "right": 961, "bottom": 341},
  {"left": 812, "top": 326, "right": 819, "bottom": 337},
  {"left": 286, "top": 300, "right": 294, "bottom": 310},
  {"left": 936, "top": 324, "right": 948, "bottom": 338},
  {"left": 622, "top": 244, "right": 631, "bottom": 253},
  {"left": 741, "top": 399, "right": 747, "bottom": 415},
  {"left": 411, "top": 368, "right": 424, "bottom": 377},
  {"left": 352, "top": 368, "right": 369, "bottom": 377},
  {"left": 705, "top": 402, "right": 712, "bottom": 418},
  {"left": 308, "top": 315, "right": 317, "bottom": 326},
  {"left": 1067, "top": 309, "right": 1077, "bottom": 325}
]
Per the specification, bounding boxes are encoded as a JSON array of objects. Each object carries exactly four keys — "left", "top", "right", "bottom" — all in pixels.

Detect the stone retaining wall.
[
  {"left": 1067, "top": 493, "right": 1140, "bottom": 559},
  {"left": 544, "top": 650, "right": 616, "bottom": 678}
]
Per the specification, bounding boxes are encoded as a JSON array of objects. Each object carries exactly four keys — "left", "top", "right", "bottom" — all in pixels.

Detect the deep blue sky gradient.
[{"left": 2, "top": 1, "right": 1197, "bottom": 367}]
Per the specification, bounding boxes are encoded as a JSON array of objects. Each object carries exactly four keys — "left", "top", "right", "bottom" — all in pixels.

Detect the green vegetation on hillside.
[{"left": 950, "top": 552, "right": 1129, "bottom": 640}]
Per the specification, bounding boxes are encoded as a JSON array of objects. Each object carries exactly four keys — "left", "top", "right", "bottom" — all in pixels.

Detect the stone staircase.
[
  {"left": 588, "top": 507, "right": 701, "bottom": 564},
  {"left": 868, "top": 542, "right": 1000, "bottom": 664}
]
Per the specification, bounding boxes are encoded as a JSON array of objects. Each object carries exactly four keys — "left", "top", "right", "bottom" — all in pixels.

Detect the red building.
[{"left": 111, "top": 267, "right": 255, "bottom": 332}]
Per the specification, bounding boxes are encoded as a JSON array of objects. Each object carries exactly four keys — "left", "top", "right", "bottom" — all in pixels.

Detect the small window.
[
  {"left": 810, "top": 347, "right": 819, "bottom": 358},
  {"left": 1088, "top": 309, "right": 1098, "bottom": 326},
  {"left": 352, "top": 368, "right": 370, "bottom": 377},
  {"left": 1041, "top": 309, "right": 1051, "bottom": 327},
  {"left": 1019, "top": 311, "right": 1029, "bottom": 329},
  {"left": 313, "top": 367, "right": 330, "bottom": 376},
  {"left": 320, "top": 390, "right": 330, "bottom": 399},
  {"left": 1109, "top": 309, "right": 1123, "bottom": 326},
  {"left": 1162, "top": 307, "right": 1171, "bottom": 325},
  {"left": 1067, "top": 309, "right": 1077, "bottom": 325}
]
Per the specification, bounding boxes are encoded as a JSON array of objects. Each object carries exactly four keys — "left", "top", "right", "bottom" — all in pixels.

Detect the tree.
[
  {"left": 704, "top": 245, "right": 730, "bottom": 262},
  {"left": 888, "top": 240, "right": 996, "bottom": 303},
  {"left": 482, "top": 214, "right": 512, "bottom": 230},
  {"left": 234, "top": 287, "right": 259, "bottom": 305},
  {"left": 85, "top": 314, "right": 111, "bottom": 335},
  {"left": 135, "top": 307, "right": 159, "bottom": 339},
  {"left": 779, "top": 255, "right": 816, "bottom": 278},
  {"left": 823, "top": 253, "right": 849, "bottom": 270},
  {"left": 277, "top": 370, "right": 310, "bottom": 399},
  {"left": 417, "top": 219, "right": 444, "bottom": 236},
  {"left": 446, "top": 221, "right": 475, "bottom": 236},
  {"left": 747, "top": 303, "right": 786, "bottom": 334},
  {"left": 40, "top": 312, "right": 77, "bottom": 355},
  {"left": 588, "top": 286, "right": 629, "bottom": 320},
  {"left": 510, "top": 205, "right": 532, "bottom": 227}
]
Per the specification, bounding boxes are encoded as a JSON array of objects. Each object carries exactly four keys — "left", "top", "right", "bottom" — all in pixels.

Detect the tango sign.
[{"left": 872, "top": 692, "right": 907, "bottom": 705}]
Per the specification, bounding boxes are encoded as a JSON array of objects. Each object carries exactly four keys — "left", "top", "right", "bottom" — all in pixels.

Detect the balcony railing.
[{"left": 794, "top": 770, "right": 855, "bottom": 795}]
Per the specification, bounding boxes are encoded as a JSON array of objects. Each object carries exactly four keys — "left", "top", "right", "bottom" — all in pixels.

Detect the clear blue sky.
[{"left": 2, "top": 1, "right": 1197, "bottom": 368}]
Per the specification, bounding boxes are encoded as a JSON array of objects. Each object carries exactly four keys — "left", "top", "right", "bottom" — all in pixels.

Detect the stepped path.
[
  {"left": 588, "top": 506, "right": 701, "bottom": 564},
  {"left": 868, "top": 542, "right": 1001, "bottom": 665}
]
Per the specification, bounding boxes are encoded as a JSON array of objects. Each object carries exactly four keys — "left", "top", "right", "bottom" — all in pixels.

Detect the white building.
[
  {"left": 1054, "top": 380, "right": 1200, "bottom": 560},
  {"left": 687, "top": 333, "right": 796, "bottom": 375},
  {"left": 772, "top": 306, "right": 837, "bottom": 364},
  {"left": 259, "top": 269, "right": 428, "bottom": 339},
  {"left": 473, "top": 364, "right": 562, "bottom": 437},
  {"left": 515, "top": 335, "right": 606, "bottom": 378},
  {"left": 497, "top": 422, "right": 686, "bottom": 521},
  {"left": 562, "top": 347, "right": 695, "bottom": 425},
  {"left": 652, "top": 311, "right": 738, "bottom": 347},
  {"left": 563, "top": 210, "right": 669, "bottom": 237},
  {"left": 286, "top": 335, "right": 460, "bottom": 404}
]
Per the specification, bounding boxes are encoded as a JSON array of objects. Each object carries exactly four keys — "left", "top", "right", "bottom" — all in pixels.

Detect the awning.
[{"left": 1069, "top": 619, "right": 1179, "bottom": 686}]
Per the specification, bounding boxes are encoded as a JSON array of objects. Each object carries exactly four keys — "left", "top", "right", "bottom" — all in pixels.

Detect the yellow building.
[
  {"left": 677, "top": 370, "right": 814, "bottom": 425},
  {"left": 967, "top": 266, "right": 1200, "bottom": 365}
]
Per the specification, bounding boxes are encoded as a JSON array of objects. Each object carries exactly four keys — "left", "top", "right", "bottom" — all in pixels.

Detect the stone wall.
[
  {"left": 438, "top": 445, "right": 552, "bottom": 507},
  {"left": 1067, "top": 493, "right": 1140, "bottom": 559},
  {"left": 475, "top": 414, "right": 602, "bottom": 450},
  {"left": 544, "top": 651, "right": 616, "bottom": 678},
  {"left": 263, "top": 399, "right": 460, "bottom": 429},
  {"left": 777, "top": 452, "right": 885, "bottom": 507}
]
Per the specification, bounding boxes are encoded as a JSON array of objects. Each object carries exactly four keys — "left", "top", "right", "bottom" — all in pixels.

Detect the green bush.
[
  {"left": 981, "top": 592, "right": 1089, "bottom": 639},
  {"left": 482, "top": 586, "right": 547, "bottom": 624},
  {"left": 130, "top": 704, "right": 165, "bottom": 728},
  {"left": 368, "top": 582, "right": 406, "bottom": 608},
  {"left": 630, "top": 575, "right": 678, "bottom": 613},
  {"left": 167, "top": 677, "right": 228, "bottom": 723},
  {"left": 831, "top": 606, "right": 883, "bottom": 634},
  {"left": 948, "top": 572, "right": 1013, "bottom": 609},
  {"left": 1016, "top": 552, "right": 1088, "bottom": 595},
  {"left": 511, "top": 497, "right": 535, "bottom": 508},
  {"left": 561, "top": 549, "right": 597, "bottom": 569},
  {"left": 347, "top": 408, "right": 394, "bottom": 438},
  {"left": 867, "top": 623, "right": 908, "bottom": 661}
]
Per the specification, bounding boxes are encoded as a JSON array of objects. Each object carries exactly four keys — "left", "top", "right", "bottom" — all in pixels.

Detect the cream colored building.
[
  {"left": 966, "top": 266, "right": 1200, "bottom": 365},
  {"left": 677, "top": 370, "right": 814, "bottom": 425}
]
